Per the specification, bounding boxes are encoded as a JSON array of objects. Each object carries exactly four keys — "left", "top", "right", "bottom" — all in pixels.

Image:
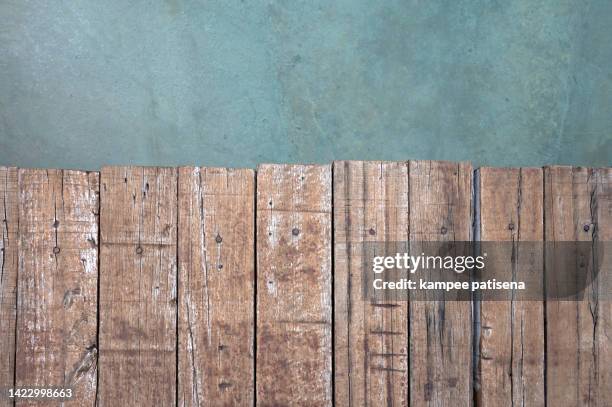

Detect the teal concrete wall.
[{"left": 1, "top": 1, "right": 610, "bottom": 170}]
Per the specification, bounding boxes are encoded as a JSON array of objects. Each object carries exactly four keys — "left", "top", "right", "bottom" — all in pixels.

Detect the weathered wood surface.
[
  {"left": 98, "top": 167, "right": 177, "bottom": 406},
  {"left": 0, "top": 161, "right": 610, "bottom": 406},
  {"left": 334, "top": 161, "right": 409, "bottom": 406},
  {"left": 478, "top": 167, "right": 544, "bottom": 405},
  {"left": 256, "top": 164, "right": 332, "bottom": 406},
  {"left": 545, "top": 166, "right": 611, "bottom": 406},
  {"left": 0, "top": 167, "right": 18, "bottom": 407},
  {"left": 409, "top": 160, "right": 473, "bottom": 406},
  {"left": 177, "top": 167, "right": 255, "bottom": 406},
  {"left": 15, "top": 169, "right": 99, "bottom": 406}
]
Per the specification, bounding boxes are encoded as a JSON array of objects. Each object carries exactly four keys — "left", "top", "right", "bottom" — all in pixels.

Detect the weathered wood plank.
[
  {"left": 545, "top": 166, "right": 611, "bottom": 405},
  {"left": 409, "top": 160, "right": 473, "bottom": 406},
  {"left": 334, "top": 161, "right": 409, "bottom": 406},
  {"left": 478, "top": 167, "right": 544, "bottom": 405},
  {"left": 98, "top": 167, "right": 177, "bottom": 406},
  {"left": 15, "top": 169, "right": 99, "bottom": 405},
  {"left": 0, "top": 167, "right": 18, "bottom": 407},
  {"left": 177, "top": 167, "right": 255, "bottom": 406},
  {"left": 256, "top": 164, "right": 332, "bottom": 406}
]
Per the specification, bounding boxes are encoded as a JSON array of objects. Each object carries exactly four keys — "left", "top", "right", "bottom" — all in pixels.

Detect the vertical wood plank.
[
  {"left": 409, "top": 160, "right": 473, "bottom": 406},
  {"left": 334, "top": 161, "right": 409, "bottom": 406},
  {"left": 256, "top": 164, "right": 332, "bottom": 406},
  {"left": 0, "top": 168, "right": 18, "bottom": 407},
  {"left": 16, "top": 169, "right": 99, "bottom": 405},
  {"left": 478, "top": 167, "right": 544, "bottom": 405},
  {"left": 545, "top": 166, "right": 611, "bottom": 405},
  {"left": 99, "top": 167, "right": 177, "bottom": 406},
  {"left": 177, "top": 167, "right": 255, "bottom": 405},
  {"left": 590, "top": 167, "right": 612, "bottom": 404}
]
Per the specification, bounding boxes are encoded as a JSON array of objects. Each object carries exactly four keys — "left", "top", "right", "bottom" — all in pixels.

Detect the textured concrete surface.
[{"left": 1, "top": 1, "right": 610, "bottom": 170}]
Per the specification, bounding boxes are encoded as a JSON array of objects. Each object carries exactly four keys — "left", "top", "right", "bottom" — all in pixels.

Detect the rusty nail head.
[
  {"left": 369, "top": 228, "right": 376, "bottom": 236},
  {"left": 136, "top": 246, "right": 143, "bottom": 255},
  {"left": 53, "top": 246, "right": 61, "bottom": 254},
  {"left": 292, "top": 228, "right": 300, "bottom": 236},
  {"left": 583, "top": 224, "right": 590, "bottom": 232},
  {"left": 215, "top": 234, "right": 223, "bottom": 243},
  {"left": 440, "top": 226, "right": 447, "bottom": 235},
  {"left": 508, "top": 223, "right": 515, "bottom": 231}
]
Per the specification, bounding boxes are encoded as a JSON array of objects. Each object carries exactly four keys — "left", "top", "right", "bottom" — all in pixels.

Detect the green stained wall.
[{"left": 1, "top": 1, "right": 610, "bottom": 169}]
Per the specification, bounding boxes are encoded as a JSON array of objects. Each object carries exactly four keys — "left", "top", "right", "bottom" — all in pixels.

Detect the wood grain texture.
[
  {"left": 256, "top": 164, "right": 332, "bottom": 406},
  {"left": 545, "top": 166, "right": 611, "bottom": 406},
  {"left": 409, "top": 160, "right": 473, "bottom": 406},
  {"left": 98, "top": 167, "right": 177, "bottom": 406},
  {"left": 478, "top": 167, "right": 544, "bottom": 406},
  {"left": 15, "top": 169, "right": 99, "bottom": 406},
  {"left": 334, "top": 161, "right": 409, "bottom": 406},
  {"left": 177, "top": 167, "right": 255, "bottom": 406},
  {"left": 0, "top": 167, "right": 18, "bottom": 407}
]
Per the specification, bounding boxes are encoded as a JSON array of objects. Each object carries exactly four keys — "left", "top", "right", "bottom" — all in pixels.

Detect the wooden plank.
[
  {"left": 98, "top": 167, "right": 177, "bottom": 406},
  {"left": 334, "top": 161, "right": 409, "bottom": 406},
  {"left": 545, "top": 166, "right": 611, "bottom": 405},
  {"left": 409, "top": 160, "right": 473, "bottom": 406},
  {"left": 0, "top": 168, "right": 18, "bottom": 407},
  {"left": 477, "top": 167, "right": 544, "bottom": 405},
  {"left": 177, "top": 167, "right": 255, "bottom": 405},
  {"left": 15, "top": 169, "right": 99, "bottom": 405},
  {"left": 256, "top": 164, "right": 332, "bottom": 406}
]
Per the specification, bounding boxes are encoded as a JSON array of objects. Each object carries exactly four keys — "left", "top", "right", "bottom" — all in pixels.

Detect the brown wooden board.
[
  {"left": 478, "top": 167, "right": 544, "bottom": 405},
  {"left": 177, "top": 167, "right": 255, "bottom": 405},
  {"left": 2, "top": 161, "right": 611, "bottom": 406},
  {"left": 0, "top": 168, "right": 18, "bottom": 407},
  {"left": 98, "top": 167, "right": 177, "bottom": 406},
  {"left": 256, "top": 164, "right": 332, "bottom": 406},
  {"left": 545, "top": 166, "right": 611, "bottom": 405},
  {"left": 409, "top": 160, "right": 473, "bottom": 406},
  {"left": 15, "top": 169, "right": 99, "bottom": 406},
  {"left": 334, "top": 161, "right": 409, "bottom": 406}
]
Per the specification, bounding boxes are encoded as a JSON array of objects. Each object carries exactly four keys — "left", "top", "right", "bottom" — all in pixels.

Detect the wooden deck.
[{"left": 0, "top": 162, "right": 610, "bottom": 406}]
